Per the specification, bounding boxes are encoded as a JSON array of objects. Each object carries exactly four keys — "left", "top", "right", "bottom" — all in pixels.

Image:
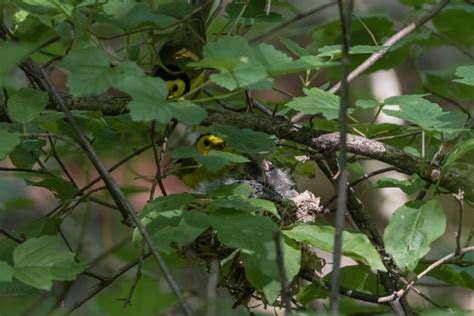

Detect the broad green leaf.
[
  {"left": 453, "top": 65, "right": 474, "bottom": 86},
  {"left": 415, "top": 263, "right": 474, "bottom": 290},
  {"left": 103, "top": 0, "right": 176, "bottom": 30},
  {"left": 25, "top": 176, "right": 76, "bottom": 201},
  {"left": 384, "top": 199, "right": 446, "bottom": 271},
  {"left": 117, "top": 76, "right": 207, "bottom": 125},
  {"left": 172, "top": 147, "right": 249, "bottom": 172},
  {"left": 143, "top": 193, "right": 194, "bottom": 216},
  {"left": 284, "top": 224, "right": 386, "bottom": 272},
  {"left": 0, "top": 261, "right": 13, "bottom": 282},
  {"left": 423, "top": 72, "right": 474, "bottom": 101},
  {"left": 286, "top": 87, "right": 354, "bottom": 120},
  {"left": 144, "top": 210, "right": 209, "bottom": 253},
  {"left": 382, "top": 97, "right": 442, "bottom": 129},
  {"left": 8, "top": 88, "right": 49, "bottom": 124},
  {"left": 433, "top": 6, "right": 474, "bottom": 48},
  {"left": 193, "top": 36, "right": 268, "bottom": 90},
  {"left": 0, "top": 130, "right": 21, "bottom": 160},
  {"left": 209, "top": 212, "right": 278, "bottom": 261},
  {"left": 241, "top": 239, "right": 300, "bottom": 304},
  {"left": 209, "top": 124, "right": 276, "bottom": 153},
  {"left": 208, "top": 183, "right": 253, "bottom": 198},
  {"left": 254, "top": 43, "right": 320, "bottom": 75},
  {"left": 59, "top": 48, "right": 144, "bottom": 96},
  {"left": 13, "top": 236, "right": 84, "bottom": 290},
  {"left": 0, "top": 42, "right": 32, "bottom": 84},
  {"left": 376, "top": 174, "right": 425, "bottom": 195},
  {"left": 207, "top": 195, "right": 278, "bottom": 218},
  {"left": 225, "top": 0, "right": 283, "bottom": 24},
  {"left": 279, "top": 36, "right": 307, "bottom": 57},
  {"left": 355, "top": 99, "right": 380, "bottom": 109},
  {"left": 114, "top": 77, "right": 207, "bottom": 125},
  {"left": 443, "top": 138, "right": 474, "bottom": 170}
]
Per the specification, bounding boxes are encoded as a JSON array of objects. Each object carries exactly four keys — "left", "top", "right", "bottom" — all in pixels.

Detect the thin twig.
[
  {"left": 292, "top": 0, "right": 452, "bottom": 122},
  {"left": 330, "top": 1, "right": 352, "bottom": 313},
  {"left": 0, "top": 228, "right": 24, "bottom": 243},
  {"left": 322, "top": 166, "right": 397, "bottom": 209},
  {"left": 149, "top": 121, "right": 177, "bottom": 201},
  {"left": 273, "top": 232, "right": 292, "bottom": 313},
  {"left": 120, "top": 240, "right": 145, "bottom": 307},
  {"left": 378, "top": 246, "right": 474, "bottom": 303},
  {"left": 66, "top": 252, "right": 152, "bottom": 313},
  {"left": 453, "top": 190, "right": 465, "bottom": 255}
]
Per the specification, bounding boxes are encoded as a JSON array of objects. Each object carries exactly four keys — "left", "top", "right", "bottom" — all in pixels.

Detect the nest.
[{"left": 173, "top": 180, "right": 325, "bottom": 308}]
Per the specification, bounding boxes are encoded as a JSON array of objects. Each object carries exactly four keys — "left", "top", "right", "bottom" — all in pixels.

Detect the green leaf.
[
  {"left": 423, "top": 72, "right": 474, "bottom": 101},
  {"left": 145, "top": 210, "right": 210, "bottom": 253},
  {"left": 0, "top": 42, "right": 32, "bottom": 85},
  {"left": 0, "top": 261, "right": 13, "bottom": 282},
  {"left": 207, "top": 195, "right": 278, "bottom": 218},
  {"left": 254, "top": 43, "right": 320, "bottom": 75},
  {"left": 286, "top": 88, "right": 353, "bottom": 120},
  {"left": 355, "top": 99, "right": 380, "bottom": 109},
  {"left": 143, "top": 193, "right": 194, "bottom": 216},
  {"left": 279, "top": 36, "right": 307, "bottom": 57},
  {"left": 208, "top": 183, "right": 253, "bottom": 198},
  {"left": 8, "top": 88, "right": 49, "bottom": 124},
  {"left": 193, "top": 36, "right": 269, "bottom": 90},
  {"left": 384, "top": 199, "right": 446, "bottom": 271},
  {"left": 172, "top": 147, "right": 248, "bottom": 172},
  {"left": 225, "top": 0, "right": 283, "bottom": 24},
  {"left": 433, "top": 6, "right": 474, "bottom": 48},
  {"left": 13, "top": 236, "right": 84, "bottom": 290},
  {"left": 118, "top": 76, "right": 207, "bottom": 125},
  {"left": 209, "top": 124, "right": 276, "bottom": 154},
  {"left": 0, "top": 130, "right": 21, "bottom": 160},
  {"left": 443, "top": 138, "right": 474, "bottom": 171},
  {"left": 283, "top": 224, "right": 386, "bottom": 272},
  {"left": 241, "top": 239, "right": 300, "bottom": 304},
  {"left": 59, "top": 48, "right": 144, "bottom": 97},
  {"left": 103, "top": 0, "right": 176, "bottom": 30},
  {"left": 453, "top": 65, "right": 474, "bottom": 86},
  {"left": 382, "top": 97, "right": 442, "bottom": 129},
  {"left": 415, "top": 263, "right": 474, "bottom": 290},
  {"left": 25, "top": 176, "right": 76, "bottom": 201},
  {"left": 376, "top": 174, "right": 425, "bottom": 195}
]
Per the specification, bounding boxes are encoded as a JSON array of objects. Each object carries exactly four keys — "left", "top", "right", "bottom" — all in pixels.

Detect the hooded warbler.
[{"left": 153, "top": 1, "right": 210, "bottom": 98}]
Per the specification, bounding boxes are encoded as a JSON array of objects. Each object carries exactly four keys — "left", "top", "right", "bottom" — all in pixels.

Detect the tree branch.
[
  {"left": 330, "top": 0, "right": 353, "bottom": 312},
  {"left": 291, "top": 0, "right": 452, "bottom": 122}
]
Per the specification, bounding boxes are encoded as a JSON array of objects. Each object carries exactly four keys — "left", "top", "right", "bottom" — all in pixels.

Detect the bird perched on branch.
[{"left": 153, "top": 1, "right": 210, "bottom": 98}]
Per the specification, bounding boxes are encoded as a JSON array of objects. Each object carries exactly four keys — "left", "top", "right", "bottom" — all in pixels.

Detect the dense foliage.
[{"left": 0, "top": 0, "right": 473, "bottom": 315}]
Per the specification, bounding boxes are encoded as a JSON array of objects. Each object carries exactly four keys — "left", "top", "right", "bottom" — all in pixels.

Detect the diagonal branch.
[{"left": 291, "top": 0, "right": 452, "bottom": 122}]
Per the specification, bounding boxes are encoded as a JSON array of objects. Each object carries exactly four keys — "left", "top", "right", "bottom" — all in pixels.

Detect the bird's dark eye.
[
  {"left": 203, "top": 139, "right": 210, "bottom": 146},
  {"left": 172, "top": 83, "right": 178, "bottom": 92}
]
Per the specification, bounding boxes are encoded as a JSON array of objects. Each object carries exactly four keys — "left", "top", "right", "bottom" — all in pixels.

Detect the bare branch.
[{"left": 330, "top": 0, "right": 353, "bottom": 312}]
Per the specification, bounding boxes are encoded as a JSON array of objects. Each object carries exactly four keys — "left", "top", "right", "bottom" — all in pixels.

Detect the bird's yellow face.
[
  {"left": 166, "top": 78, "right": 187, "bottom": 99},
  {"left": 196, "top": 134, "right": 226, "bottom": 155}
]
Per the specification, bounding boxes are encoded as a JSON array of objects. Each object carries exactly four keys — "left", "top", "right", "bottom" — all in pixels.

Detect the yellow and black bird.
[
  {"left": 179, "top": 133, "right": 229, "bottom": 188},
  {"left": 153, "top": 0, "right": 210, "bottom": 98}
]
